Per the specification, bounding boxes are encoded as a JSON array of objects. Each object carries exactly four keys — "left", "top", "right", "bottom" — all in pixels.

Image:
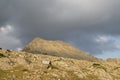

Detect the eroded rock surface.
[{"left": 0, "top": 49, "right": 120, "bottom": 80}]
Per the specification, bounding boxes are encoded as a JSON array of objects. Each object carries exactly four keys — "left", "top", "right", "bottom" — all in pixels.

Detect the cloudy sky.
[{"left": 0, "top": 0, "right": 120, "bottom": 59}]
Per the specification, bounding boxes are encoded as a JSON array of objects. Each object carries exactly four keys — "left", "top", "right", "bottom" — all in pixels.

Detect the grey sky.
[{"left": 0, "top": 0, "right": 120, "bottom": 58}]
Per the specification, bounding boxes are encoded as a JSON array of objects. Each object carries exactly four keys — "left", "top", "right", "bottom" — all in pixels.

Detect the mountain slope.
[
  {"left": 23, "top": 37, "right": 99, "bottom": 61},
  {"left": 0, "top": 49, "right": 120, "bottom": 80}
]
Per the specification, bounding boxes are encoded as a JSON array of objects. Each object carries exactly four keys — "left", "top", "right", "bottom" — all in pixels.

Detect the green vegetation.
[
  {"left": 0, "top": 53, "right": 6, "bottom": 58},
  {"left": 49, "top": 65, "right": 59, "bottom": 70},
  {"left": 0, "top": 65, "right": 29, "bottom": 80},
  {"left": 113, "top": 67, "right": 120, "bottom": 70},
  {"left": 92, "top": 63, "right": 101, "bottom": 67},
  {"left": 92, "top": 63, "right": 107, "bottom": 72},
  {"left": 22, "top": 69, "right": 29, "bottom": 72}
]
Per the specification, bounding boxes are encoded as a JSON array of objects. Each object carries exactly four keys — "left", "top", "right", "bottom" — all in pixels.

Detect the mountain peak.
[{"left": 23, "top": 37, "right": 99, "bottom": 61}]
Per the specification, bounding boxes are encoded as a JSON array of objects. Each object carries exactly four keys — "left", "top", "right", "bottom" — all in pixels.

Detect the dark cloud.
[
  {"left": 66, "top": 33, "right": 120, "bottom": 54},
  {"left": 0, "top": 0, "right": 120, "bottom": 56},
  {"left": 0, "top": 25, "right": 22, "bottom": 49}
]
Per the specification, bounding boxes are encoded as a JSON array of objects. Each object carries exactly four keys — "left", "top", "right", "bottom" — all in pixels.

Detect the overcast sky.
[{"left": 0, "top": 0, "right": 120, "bottom": 59}]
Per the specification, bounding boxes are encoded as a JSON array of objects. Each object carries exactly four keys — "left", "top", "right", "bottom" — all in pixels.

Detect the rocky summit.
[
  {"left": 23, "top": 37, "right": 99, "bottom": 61},
  {"left": 0, "top": 49, "right": 120, "bottom": 80}
]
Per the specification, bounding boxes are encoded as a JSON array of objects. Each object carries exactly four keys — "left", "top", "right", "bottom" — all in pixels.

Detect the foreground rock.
[{"left": 0, "top": 49, "right": 120, "bottom": 80}]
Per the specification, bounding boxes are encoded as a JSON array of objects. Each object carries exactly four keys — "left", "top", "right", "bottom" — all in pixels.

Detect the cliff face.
[
  {"left": 0, "top": 49, "right": 120, "bottom": 80},
  {"left": 23, "top": 37, "right": 99, "bottom": 61}
]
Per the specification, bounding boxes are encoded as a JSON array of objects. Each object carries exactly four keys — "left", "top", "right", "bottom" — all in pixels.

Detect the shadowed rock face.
[{"left": 23, "top": 37, "right": 99, "bottom": 61}]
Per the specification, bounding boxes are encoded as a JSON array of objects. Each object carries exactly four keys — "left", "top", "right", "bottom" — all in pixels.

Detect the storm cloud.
[{"left": 0, "top": 0, "right": 120, "bottom": 58}]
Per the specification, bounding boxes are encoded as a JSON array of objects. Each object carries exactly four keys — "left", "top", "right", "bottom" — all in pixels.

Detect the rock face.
[
  {"left": 0, "top": 49, "right": 120, "bottom": 80},
  {"left": 23, "top": 37, "right": 99, "bottom": 61}
]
